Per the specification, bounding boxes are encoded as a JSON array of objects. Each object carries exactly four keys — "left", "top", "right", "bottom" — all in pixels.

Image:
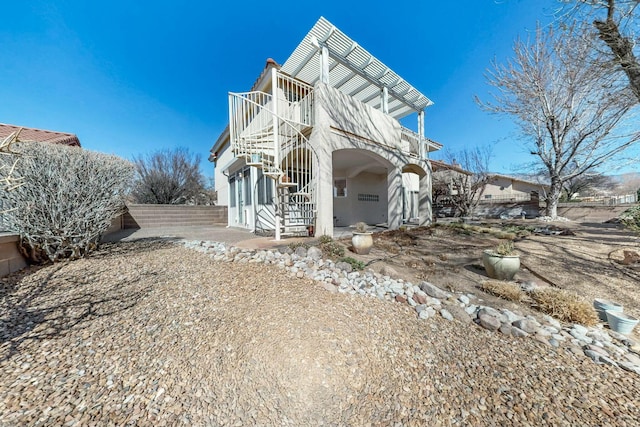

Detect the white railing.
[
  {"left": 228, "top": 70, "right": 317, "bottom": 234},
  {"left": 275, "top": 73, "right": 314, "bottom": 127}
]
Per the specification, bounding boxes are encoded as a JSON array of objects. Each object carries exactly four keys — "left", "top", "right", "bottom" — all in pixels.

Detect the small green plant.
[
  {"left": 494, "top": 240, "right": 516, "bottom": 256},
  {"left": 354, "top": 221, "right": 369, "bottom": 233},
  {"left": 339, "top": 256, "right": 365, "bottom": 270},
  {"left": 288, "top": 241, "right": 309, "bottom": 251},
  {"left": 319, "top": 237, "right": 345, "bottom": 258},
  {"left": 318, "top": 234, "right": 333, "bottom": 244}
]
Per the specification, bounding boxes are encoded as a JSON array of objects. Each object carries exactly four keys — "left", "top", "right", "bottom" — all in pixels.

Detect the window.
[
  {"left": 484, "top": 194, "right": 492, "bottom": 199},
  {"left": 230, "top": 177, "right": 236, "bottom": 207},
  {"left": 243, "top": 169, "right": 251, "bottom": 206},
  {"left": 257, "top": 169, "right": 274, "bottom": 205},
  {"left": 334, "top": 178, "right": 347, "bottom": 198}
]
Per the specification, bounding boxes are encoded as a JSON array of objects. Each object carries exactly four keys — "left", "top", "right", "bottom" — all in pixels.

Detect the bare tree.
[
  {"left": 0, "top": 142, "right": 134, "bottom": 263},
  {"left": 561, "top": 0, "right": 640, "bottom": 102},
  {"left": 432, "top": 146, "right": 493, "bottom": 217},
  {"left": 132, "top": 147, "right": 207, "bottom": 205},
  {"left": 478, "top": 24, "right": 639, "bottom": 217},
  {"left": 561, "top": 172, "right": 618, "bottom": 200}
]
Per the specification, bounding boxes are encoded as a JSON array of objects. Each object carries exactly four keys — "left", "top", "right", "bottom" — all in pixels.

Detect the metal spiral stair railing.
[{"left": 229, "top": 90, "right": 317, "bottom": 235}]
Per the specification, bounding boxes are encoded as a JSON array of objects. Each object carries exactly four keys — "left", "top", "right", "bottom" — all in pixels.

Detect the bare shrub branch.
[
  {"left": 0, "top": 142, "right": 134, "bottom": 263},
  {"left": 131, "top": 147, "right": 211, "bottom": 205}
]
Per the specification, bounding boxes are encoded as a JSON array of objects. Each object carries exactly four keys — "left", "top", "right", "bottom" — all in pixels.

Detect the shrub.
[
  {"left": 318, "top": 234, "right": 333, "bottom": 244},
  {"left": 0, "top": 142, "right": 134, "bottom": 263},
  {"left": 131, "top": 147, "right": 210, "bottom": 204},
  {"left": 318, "top": 236, "right": 345, "bottom": 258},
  {"left": 480, "top": 280, "right": 525, "bottom": 302},
  {"left": 530, "top": 287, "right": 599, "bottom": 326},
  {"left": 619, "top": 206, "right": 640, "bottom": 232},
  {"left": 338, "top": 256, "right": 365, "bottom": 271}
]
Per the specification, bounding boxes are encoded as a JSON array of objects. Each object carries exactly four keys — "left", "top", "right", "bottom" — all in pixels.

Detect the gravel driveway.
[{"left": 1, "top": 239, "right": 639, "bottom": 426}]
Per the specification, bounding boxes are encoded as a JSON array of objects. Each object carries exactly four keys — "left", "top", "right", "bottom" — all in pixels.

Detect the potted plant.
[
  {"left": 482, "top": 241, "right": 520, "bottom": 280},
  {"left": 351, "top": 222, "right": 373, "bottom": 255}
]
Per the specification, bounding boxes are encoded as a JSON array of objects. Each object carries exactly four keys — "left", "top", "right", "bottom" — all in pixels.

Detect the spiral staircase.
[{"left": 228, "top": 72, "right": 317, "bottom": 237}]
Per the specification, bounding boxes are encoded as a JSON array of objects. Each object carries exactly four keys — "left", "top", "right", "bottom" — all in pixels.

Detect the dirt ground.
[{"left": 340, "top": 219, "right": 640, "bottom": 333}]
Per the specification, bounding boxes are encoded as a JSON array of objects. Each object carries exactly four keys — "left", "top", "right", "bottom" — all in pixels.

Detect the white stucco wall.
[{"left": 332, "top": 172, "right": 388, "bottom": 226}]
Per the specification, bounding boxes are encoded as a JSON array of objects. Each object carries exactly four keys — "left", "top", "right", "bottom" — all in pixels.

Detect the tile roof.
[{"left": 0, "top": 123, "right": 81, "bottom": 147}]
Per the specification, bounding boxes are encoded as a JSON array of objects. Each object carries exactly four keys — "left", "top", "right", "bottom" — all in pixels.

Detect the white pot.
[
  {"left": 482, "top": 250, "right": 520, "bottom": 280},
  {"left": 352, "top": 232, "right": 373, "bottom": 255}
]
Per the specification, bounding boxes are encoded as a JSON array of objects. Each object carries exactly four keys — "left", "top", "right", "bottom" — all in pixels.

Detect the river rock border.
[{"left": 182, "top": 240, "right": 640, "bottom": 376}]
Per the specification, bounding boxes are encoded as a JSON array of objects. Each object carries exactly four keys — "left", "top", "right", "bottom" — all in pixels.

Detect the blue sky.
[{"left": 1, "top": 0, "right": 572, "bottom": 178}]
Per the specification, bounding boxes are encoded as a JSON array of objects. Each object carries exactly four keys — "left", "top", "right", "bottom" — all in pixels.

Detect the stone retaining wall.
[{"left": 122, "top": 204, "right": 228, "bottom": 229}]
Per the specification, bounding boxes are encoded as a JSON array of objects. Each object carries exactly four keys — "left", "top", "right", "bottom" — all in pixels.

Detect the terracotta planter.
[
  {"left": 482, "top": 250, "right": 520, "bottom": 280},
  {"left": 352, "top": 232, "right": 373, "bottom": 255}
]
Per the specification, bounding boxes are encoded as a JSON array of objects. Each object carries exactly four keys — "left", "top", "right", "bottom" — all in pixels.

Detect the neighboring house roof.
[
  {"left": 488, "top": 173, "right": 549, "bottom": 189},
  {"left": 281, "top": 17, "right": 433, "bottom": 120},
  {"left": 429, "top": 159, "right": 472, "bottom": 175},
  {"left": 0, "top": 123, "right": 81, "bottom": 147}
]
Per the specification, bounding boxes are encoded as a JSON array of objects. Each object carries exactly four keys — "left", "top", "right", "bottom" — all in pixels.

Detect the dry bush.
[
  {"left": 0, "top": 142, "right": 134, "bottom": 263},
  {"left": 131, "top": 147, "right": 209, "bottom": 204},
  {"left": 480, "top": 280, "right": 526, "bottom": 302},
  {"left": 530, "top": 288, "right": 599, "bottom": 326}
]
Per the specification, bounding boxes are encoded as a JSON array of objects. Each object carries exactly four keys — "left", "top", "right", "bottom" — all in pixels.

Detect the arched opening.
[{"left": 332, "top": 149, "right": 395, "bottom": 227}]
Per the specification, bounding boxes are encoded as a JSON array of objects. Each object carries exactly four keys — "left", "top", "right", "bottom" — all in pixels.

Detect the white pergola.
[{"left": 281, "top": 17, "right": 435, "bottom": 156}]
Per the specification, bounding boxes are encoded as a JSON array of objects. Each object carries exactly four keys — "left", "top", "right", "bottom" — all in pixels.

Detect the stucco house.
[
  {"left": 481, "top": 174, "right": 548, "bottom": 203},
  {"left": 210, "top": 17, "right": 441, "bottom": 238}
]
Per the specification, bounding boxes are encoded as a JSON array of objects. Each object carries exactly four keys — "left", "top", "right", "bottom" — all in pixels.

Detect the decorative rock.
[
  {"left": 511, "top": 318, "right": 540, "bottom": 334},
  {"left": 295, "top": 271, "right": 304, "bottom": 279},
  {"left": 477, "top": 306, "right": 503, "bottom": 320},
  {"left": 549, "top": 338, "right": 560, "bottom": 348},
  {"left": 501, "top": 309, "right": 524, "bottom": 324},
  {"left": 584, "top": 349, "right": 618, "bottom": 367},
  {"left": 499, "top": 323, "right": 512, "bottom": 335},
  {"left": 533, "top": 334, "right": 551, "bottom": 347},
  {"left": 335, "top": 261, "right": 353, "bottom": 273},
  {"left": 542, "top": 315, "right": 562, "bottom": 330},
  {"left": 551, "top": 333, "right": 566, "bottom": 342},
  {"left": 619, "top": 361, "right": 640, "bottom": 375},
  {"left": 511, "top": 327, "right": 530, "bottom": 338},
  {"left": 572, "top": 324, "right": 589, "bottom": 336},
  {"left": 458, "top": 295, "right": 470, "bottom": 305},
  {"left": 426, "top": 297, "right": 442, "bottom": 307},
  {"left": 445, "top": 305, "right": 473, "bottom": 324},
  {"left": 420, "top": 281, "right": 448, "bottom": 299},
  {"left": 395, "top": 295, "right": 407, "bottom": 304},
  {"left": 294, "top": 246, "right": 308, "bottom": 257},
  {"left": 478, "top": 314, "right": 501, "bottom": 331},
  {"left": 465, "top": 304, "right": 478, "bottom": 316},
  {"left": 624, "top": 352, "right": 640, "bottom": 366},
  {"left": 569, "top": 329, "right": 592, "bottom": 344},
  {"left": 535, "top": 328, "right": 552, "bottom": 338},
  {"left": 412, "top": 292, "right": 427, "bottom": 305},
  {"left": 584, "top": 344, "right": 609, "bottom": 358},
  {"left": 440, "top": 309, "right": 454, "bottom": 321}
]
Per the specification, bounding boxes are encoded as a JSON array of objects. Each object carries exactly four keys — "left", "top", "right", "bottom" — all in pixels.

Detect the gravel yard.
[{"left": 1, "top": 239, "right": 640, "bottom": 426}]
